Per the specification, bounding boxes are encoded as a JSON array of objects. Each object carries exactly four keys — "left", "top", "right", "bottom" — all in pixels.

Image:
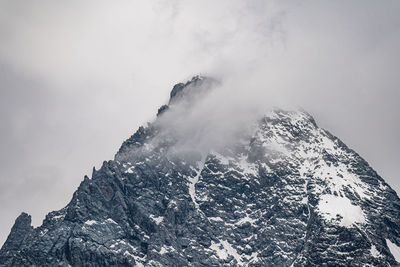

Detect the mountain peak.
[
  {"left": 168, "top": 75, "right": 217, "bottom": 105},
  {"left": 156, "top": 75, "right": 217, "bottom": 118},
  {"left": 0, "top": 212, "right": 32, "bottom": 259},
  {"left": 169, "top": 75, "right": 203, "bottom": 103},
  {"left": 1, "top": 78, "right": 400, "bottom": 266}
]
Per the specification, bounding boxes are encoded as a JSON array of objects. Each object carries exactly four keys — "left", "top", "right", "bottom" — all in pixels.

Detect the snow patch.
[
  {"left": 315, "top": 161, "right": 371, "bottom": 200},
  {"left": 319, "top": 135, "right": 337, "bottom": 152},
  {"left": 106, "top": 218, "right": 118, "bottom": 224},
  {"left": 370, "top": 245, "right": 381, "bottom": 258},
  {"left": 317, "top": 194, "right": 366, "bottom": 227},
  {"left": 84, "top": 220, "right": 98, "bottom": 226},
  {"left": 386, "top": 239, "right": 400, "bottom": 263},
  {"left": 125, "top": 167, "right": 134, "bottom": 173},
  {"left": 159, "top": 245, "right": 174, "bottom": 255},
  {"left": 123, "top": 250, "right": 135, "bottom": 258},
  {"left": 236, "top": 214, "right": 256, "bottom": 226},
  {"left": 52, "top": 214, "right": 65, "bottom": 220},
  {"left": 209, "top": 217, "right": 224, "bottom": 222},
  {"left": 188, "top": 156, "right": 206, "bottom": 210},
  {"left": 149, "top": 214, "right": 164, "bottom": 225},
  {"left": 210, "top": 240, "right": 243, "bottom": 265},
  {"left": 210, "top": 241, "right": 228, "bottom": 260}
]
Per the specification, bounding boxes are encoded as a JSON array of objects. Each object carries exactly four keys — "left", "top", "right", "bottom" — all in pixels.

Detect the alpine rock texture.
[{"left": 1, "top": 76, "right": 400, "bottom": 266}]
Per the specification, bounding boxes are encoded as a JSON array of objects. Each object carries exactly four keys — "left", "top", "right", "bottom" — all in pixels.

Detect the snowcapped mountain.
[{"left": 1, "top": 76, "right": 399, "bottom": 266}]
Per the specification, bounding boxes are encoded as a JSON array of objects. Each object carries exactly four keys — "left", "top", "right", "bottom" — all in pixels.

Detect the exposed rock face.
[
  {"left": 0, "top": 213, "right": 33, "bottom": 264},
  {"left": 1, "top": 77, "right": 400, "bottom": 266}
]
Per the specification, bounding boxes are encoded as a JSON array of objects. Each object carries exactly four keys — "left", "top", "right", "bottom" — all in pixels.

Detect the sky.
[{"left": 0, "top": 0, "right": 399, "bottom": 246}]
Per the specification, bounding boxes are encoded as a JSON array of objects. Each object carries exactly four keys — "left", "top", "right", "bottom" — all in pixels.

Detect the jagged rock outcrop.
[{"left": 1, "top": 76, "right": 400, "bottom": 266}]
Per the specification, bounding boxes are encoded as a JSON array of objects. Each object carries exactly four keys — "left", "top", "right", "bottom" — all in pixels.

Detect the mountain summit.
[{"left": 1, "top": 77, "right": 400, "bottom": 266}]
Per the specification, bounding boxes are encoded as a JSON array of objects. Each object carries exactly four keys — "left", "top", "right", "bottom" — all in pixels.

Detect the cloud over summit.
[{"left": 0, "top": 0, "right": 399, "bottom": 247}]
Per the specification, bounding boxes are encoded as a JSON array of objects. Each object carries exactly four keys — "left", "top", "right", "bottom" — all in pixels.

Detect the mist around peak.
[{"left": 118, "top": 74, "right": 299, "bottom": 163}]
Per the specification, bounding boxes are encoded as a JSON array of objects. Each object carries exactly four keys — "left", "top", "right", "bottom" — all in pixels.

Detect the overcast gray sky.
[{"left": 0, "top": 0, "right": 399, "bottom": 246}]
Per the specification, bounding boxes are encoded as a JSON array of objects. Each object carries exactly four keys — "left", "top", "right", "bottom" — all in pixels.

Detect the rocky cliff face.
[{"left": 1, "top": 76, "right": 400, "bottom": 266}]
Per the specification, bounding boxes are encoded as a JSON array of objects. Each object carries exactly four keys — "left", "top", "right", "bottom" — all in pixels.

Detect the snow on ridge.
[
  {"left": 312, "top": 161, "right": 371, "bottom": 200},
  {"left": 317, "top": 194, "right": 366, "bottom": 227},
  {"left": 293, "top": 124, "right": 372, "bottom": 201},
  {"left": 386, "top": 239, "right": 400, "bottom": 263}
]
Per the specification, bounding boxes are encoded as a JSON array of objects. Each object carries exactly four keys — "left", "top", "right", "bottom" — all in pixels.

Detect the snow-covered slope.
[{"left": 1, "top": 77, "right": 399, "bottom": 266}]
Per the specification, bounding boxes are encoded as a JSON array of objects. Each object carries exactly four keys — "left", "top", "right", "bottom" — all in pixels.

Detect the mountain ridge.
[{"left": 1, "top": 77, "right": 399, "bottom": 266}]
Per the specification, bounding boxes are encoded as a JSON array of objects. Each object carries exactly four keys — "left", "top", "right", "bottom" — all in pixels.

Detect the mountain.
[{"left": 1, "top": 76, "right": 400, "bottom": 266}]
